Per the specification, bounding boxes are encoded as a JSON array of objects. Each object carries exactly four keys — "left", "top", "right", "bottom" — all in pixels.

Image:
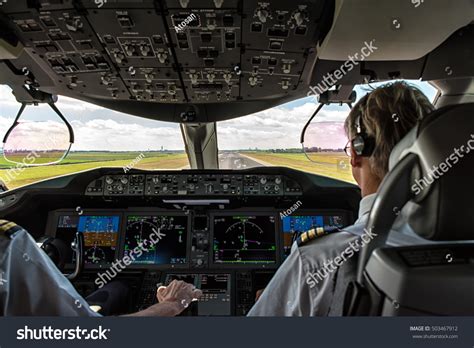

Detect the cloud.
[
  {"left": 218, "top": 102, "right": 348, "bottom": 149},
  {"left": 1, "top": 80, "right": 435, "bottom": 151},
  {"left": 0, "top": 83, "right": 350, "bottom": 151}
]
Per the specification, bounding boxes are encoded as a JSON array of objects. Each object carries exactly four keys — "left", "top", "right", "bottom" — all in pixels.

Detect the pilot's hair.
[{"left": 344, "top": 81, "right": 434, "bottom": 180}]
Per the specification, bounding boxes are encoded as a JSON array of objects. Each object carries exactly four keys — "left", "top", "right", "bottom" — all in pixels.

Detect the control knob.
[
  {"left": 114, "top": 52, "right": 125, "bottom": 64},
  {"left": 248, "top": 75, "right": 258, "bottom": 87},
  {"left": 157, "top": 49, "right": 168, "bottom": 64},
  {"left": 145, "top": 73, "right": 154, "bottom": 83},
  {"left": 140, "top": 45, "right": 151, "bottom": 56},
  {"left": 256, "top": 7, "right": 270, "bottom": 23},
  {"left": 189, "top": 73, "right": 199, "bottom": 84},
  {"left": 206, "top": 73, "right": 216, "bottom": 83},
  {"left": 223, "top": 73, "right": 232, "bottom": 84}
]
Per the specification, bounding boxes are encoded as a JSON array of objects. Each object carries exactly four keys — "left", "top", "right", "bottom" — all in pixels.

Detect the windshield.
[
  {"left": 218, "top": 80, "right": 437, "bottom": 183},
  {"left": 0, "top": 80, "right": 436, "bottom": 189},
  {"left": 0, "top": 85, "right": 187, "bottom": 189}
]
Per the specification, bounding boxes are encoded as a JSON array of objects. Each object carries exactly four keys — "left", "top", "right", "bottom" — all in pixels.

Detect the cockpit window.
[
  {"left": 218, "top": 80, "right": 437, "bottom": 184},
  {"left": 0, "top": 85, "right": 187, "bottom": 189},
  {"left": 1, "top": 80, "right": 437, "bottom": 189}
]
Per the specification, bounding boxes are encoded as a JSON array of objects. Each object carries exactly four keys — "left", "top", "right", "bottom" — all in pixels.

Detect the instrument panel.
[
  {"left": 85, "top": 173, "right": 302, "bottom": 196},
  {"left": 49, "top": 208, "right": 351, "bottom": 267},
  {"left": 48, "top": 208, "right": 350, "bottom": 315},
  {"left": 0, "top": 166, "right": 357, "bottom": 316},
  {"left": 0, "top": 0, "right": 332, "bottom": 105}
]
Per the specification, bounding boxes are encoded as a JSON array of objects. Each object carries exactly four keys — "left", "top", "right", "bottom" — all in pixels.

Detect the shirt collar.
[{"left": 358, "top": 193, "right": 377, "bottom": 218}]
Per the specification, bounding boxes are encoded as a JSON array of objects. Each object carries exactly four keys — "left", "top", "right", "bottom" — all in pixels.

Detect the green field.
[
  {"left": 0, "top": 151, "right": 355, "bottom": 190},
  {"left": 0, "top": 152, "right": 188, "bottom": 189},
  {"left": 242, "top": 152, "right": 356, "bottom": 184}
]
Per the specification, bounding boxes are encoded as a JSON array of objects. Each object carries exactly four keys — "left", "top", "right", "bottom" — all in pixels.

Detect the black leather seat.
[{"left": 344, "top": 103, "right": 474, "bottom": 316}]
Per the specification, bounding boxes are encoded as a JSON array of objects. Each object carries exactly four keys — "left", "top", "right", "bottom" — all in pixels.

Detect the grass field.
[
  {"left": 0, "top": 152, "right": 188, "bottom": 189},
  {"left": 242, "top": 152, "right": 356, "bottom": 184},
  {"left": 0, "top": 151, "right": 355, "bottom": 190}
]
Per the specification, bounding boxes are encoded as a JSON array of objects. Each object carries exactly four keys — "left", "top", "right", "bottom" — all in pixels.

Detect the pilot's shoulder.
[
  {"left": 296, "top": 228, "right": 359, "bottom": 255},
  {"left": 295, "top": 229, "right": 359, "bottom": 269},
  {"left": 0, "top": 220, "right": 24, "bottom": 239},
  {"left": 296, "top": 227, "right": 342, "bottom": 247}
]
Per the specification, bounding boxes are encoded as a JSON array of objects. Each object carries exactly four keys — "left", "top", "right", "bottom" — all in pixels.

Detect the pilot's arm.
[
  {"left": 0, "top": 221, "right": 101, "bottom": 316},
  {"left": 0, "top": 220, "right": 201, "bottom": 316},
  {"left": 247, "top": 242, "right": 313, "bottom": 316},
  {"left": 247, "top": 231, "right": 358, "bottom": 317}
]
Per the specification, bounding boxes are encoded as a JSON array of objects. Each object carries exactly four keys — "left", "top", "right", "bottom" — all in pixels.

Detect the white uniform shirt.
[
  {"left": 247, "top": 194, "right": 431, "bottom": 316},
  {"left": 0, "top": 222, "right": 100, "bottom": 316}
]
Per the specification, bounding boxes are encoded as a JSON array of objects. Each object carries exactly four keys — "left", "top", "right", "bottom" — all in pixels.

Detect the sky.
[{"left": 0, "top": 80, "right": 437, "bottom": 152}]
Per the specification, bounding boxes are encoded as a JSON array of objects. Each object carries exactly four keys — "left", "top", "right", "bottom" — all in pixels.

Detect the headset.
[{"left": 351, "top": 114, "right": 375, "bottom": 157}]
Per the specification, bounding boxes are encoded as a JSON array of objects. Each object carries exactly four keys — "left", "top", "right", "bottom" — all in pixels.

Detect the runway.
[{"left": 218, "top": 152, "right": 267, "bottom": 170}]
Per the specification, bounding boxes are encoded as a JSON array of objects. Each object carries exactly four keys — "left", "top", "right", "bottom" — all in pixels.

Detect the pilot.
[
  {"left": 0, "top": 220, "right": 202, "bottom": 316},
  {"left": 248, "top": 81, "right": 435, "bottom": 316}
]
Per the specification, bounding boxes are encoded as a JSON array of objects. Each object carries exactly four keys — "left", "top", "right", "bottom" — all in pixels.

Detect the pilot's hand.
[
  {"left": 255, "top": 288, "right": 265, "bottom": 301},
  {"left": 157, "top": 280, "right": 202, "bottom": 314}
]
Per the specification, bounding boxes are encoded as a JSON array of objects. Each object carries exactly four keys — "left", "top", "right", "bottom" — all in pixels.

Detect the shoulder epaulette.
[
  {"left": 296, "top": 226, "right": 341, "bottom": 247},
  {"left": 0, "top": 220, "right": 23, "bottom": 239}
]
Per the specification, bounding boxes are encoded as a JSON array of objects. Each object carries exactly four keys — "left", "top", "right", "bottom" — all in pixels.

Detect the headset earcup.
[{"left": 352, "top": 135, "right": 366, "bottom": 156}]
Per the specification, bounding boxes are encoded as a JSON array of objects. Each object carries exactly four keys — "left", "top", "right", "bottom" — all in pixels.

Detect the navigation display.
[
  {"left": 213, "top": 215, "right": 276, "bottom": 264},
  {"left": 281, "top": 214, "right": 346, "bottom": 256},
  {"left": 124, "top": 215, "right": 188, "bottom": 265},
  {"left": 77, "top": 216, "right": 120, "bottom": 265}
]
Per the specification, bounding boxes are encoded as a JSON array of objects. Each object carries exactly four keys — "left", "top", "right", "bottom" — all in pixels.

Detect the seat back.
[{"left": 344, "top": 103, "right": 474, "bottom": 316}]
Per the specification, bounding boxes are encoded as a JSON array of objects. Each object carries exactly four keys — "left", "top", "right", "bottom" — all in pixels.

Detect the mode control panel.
[
  {"left": 85, "top": 172, "right": 302, "bottom": 197},
  {"left": 145, "top": 174, "right": 242, "bottom": 196}
]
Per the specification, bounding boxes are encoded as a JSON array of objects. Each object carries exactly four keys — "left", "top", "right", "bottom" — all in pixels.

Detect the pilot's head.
[{"left": 344, "top": 81, "right": 434, "bottom": 196}]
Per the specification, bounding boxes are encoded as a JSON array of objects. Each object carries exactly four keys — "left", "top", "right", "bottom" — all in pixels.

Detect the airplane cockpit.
[{"left": 0, "top": 0, "right": 473, "bottom": 323}]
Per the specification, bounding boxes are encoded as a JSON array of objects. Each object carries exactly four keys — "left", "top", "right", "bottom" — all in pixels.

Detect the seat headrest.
[
  {"left": 389, "top": 127, "right": 418, "bottom": 171},
  {"left": 388, "top": 103, "right": 474, "bottom": 241}
]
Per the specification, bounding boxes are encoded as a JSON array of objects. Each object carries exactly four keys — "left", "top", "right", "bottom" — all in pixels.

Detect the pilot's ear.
[{"left": 350, "top": 148, "right": 363, "bottom": 168}]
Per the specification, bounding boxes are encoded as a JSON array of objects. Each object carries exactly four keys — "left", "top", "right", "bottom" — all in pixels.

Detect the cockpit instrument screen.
[
  {"left": 124, "top": 215, "right": 188, "bottom": 265},
  {"left": 213, "top": 215, "right": 276, "bottom": 264},
  {"left": 77, "top": 215, "right": 120, "bottom": 265},
  {"left": 281, "top": 214, "right": 346, "bottom": 257}
]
